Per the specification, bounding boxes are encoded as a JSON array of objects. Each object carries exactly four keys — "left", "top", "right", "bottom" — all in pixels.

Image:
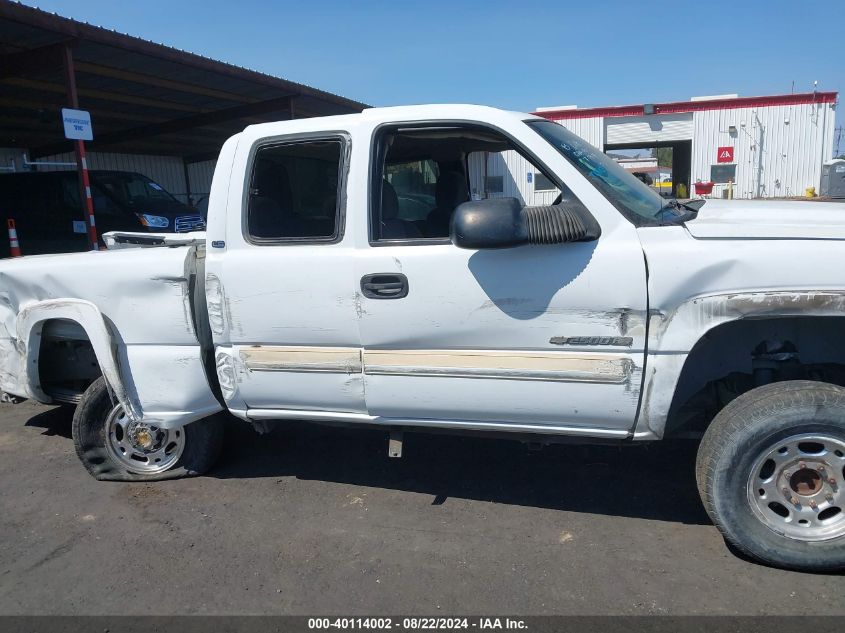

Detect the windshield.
[
  {"left": 527, "top": 119, "right": 666, "bottom": 224},
  {"left": 93, "top": 173, "right": 179, "bottom": 208}
]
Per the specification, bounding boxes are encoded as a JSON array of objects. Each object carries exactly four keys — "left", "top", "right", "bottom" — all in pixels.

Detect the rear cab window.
[{"left": 246, "top": 137, "right": 345, "bottom": 243}]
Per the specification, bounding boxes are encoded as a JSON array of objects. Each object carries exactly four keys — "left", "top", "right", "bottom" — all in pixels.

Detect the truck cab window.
[
  {"left": 372, "top": 126, "right": 572, "bottom": 242},
  {"left": 247, "top": 138, "right": 343, "bottom": 242}
]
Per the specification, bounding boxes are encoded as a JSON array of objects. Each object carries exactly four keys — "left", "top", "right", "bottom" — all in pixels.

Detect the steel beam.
[{"left": 0, "top": 41, "right": 73, "bottom": 80}]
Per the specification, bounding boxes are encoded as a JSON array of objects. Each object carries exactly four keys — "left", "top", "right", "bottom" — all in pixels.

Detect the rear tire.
[
  {"left": 72, "top": 377, "right": 224, "bottom": 481},
  {"left": 696, "top": 380, "right": 845, "bottom": 571}
]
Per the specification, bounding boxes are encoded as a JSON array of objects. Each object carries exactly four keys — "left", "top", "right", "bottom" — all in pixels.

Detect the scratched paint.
[
  {"left": 215, "top": 350, "right": 237, "bottom": 401},
  {"left": 240, "top": 346, "right": 362, "bottom": 374},
  {"left": 235, "top": 345, "right": 632, "bottom": 384},
  {"left": 204, "top": 273, "right": 226, "bottom": 335},
  {"left": 364, "top": 349, "right": 632, "bottom": 384},
  {"left": 636, "top": 221, "right": 845, "bottom": 439}
]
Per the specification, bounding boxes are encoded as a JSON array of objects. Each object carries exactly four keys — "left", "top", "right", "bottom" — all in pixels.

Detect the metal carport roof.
[{"left": 0, "top": 0, "right": 368, "bottom": 162}]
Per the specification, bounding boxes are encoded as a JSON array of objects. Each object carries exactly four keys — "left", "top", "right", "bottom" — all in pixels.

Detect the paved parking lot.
[{"left": 0, "top": 401, "right": 843, "bottom": 615}]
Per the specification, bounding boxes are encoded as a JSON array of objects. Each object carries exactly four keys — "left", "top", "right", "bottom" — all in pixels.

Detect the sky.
[{"left": 19, "top": 0, "right": 845, "bottom": 118}]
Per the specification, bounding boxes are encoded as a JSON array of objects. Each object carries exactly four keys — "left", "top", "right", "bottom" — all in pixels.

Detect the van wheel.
[
  {"left": 696, "top": 380, "right": 845, "bottom": 571},
  {"left": 72, "top": 377, "right": 224, "bottom": 481}
]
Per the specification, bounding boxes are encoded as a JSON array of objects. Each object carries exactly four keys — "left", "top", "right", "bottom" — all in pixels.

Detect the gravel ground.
[{"left": 0, "top": 401, "right": 842, "bottom": 615}]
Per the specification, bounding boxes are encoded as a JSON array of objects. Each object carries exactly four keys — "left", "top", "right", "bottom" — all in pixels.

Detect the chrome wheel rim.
[
  {"left": 747, "top": 433, "right": 845, "bottom": 541},
  {"left": 105, "top": 405, "right": 185, "bottom": 474}
]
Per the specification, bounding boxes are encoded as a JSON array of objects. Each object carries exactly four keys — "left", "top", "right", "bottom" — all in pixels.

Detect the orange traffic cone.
[{"left": 7, "top": 219, "right": 21, "bottom": 257}]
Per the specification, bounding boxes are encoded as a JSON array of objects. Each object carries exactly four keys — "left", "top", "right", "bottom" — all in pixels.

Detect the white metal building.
[{"left": 535, "top": 92, "right": 838, "bottom": 200}]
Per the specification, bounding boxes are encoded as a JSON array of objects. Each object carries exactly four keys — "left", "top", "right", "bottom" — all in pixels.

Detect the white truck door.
[
  {"left": 355, "top": 122, "right": 648, "bottom": 436},
  {"left": 205, "top": 131, "right": 365, "bottom": 415}
]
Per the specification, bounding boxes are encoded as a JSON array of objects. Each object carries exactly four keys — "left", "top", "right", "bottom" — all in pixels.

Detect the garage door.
[{"left": 605, "top": 114, "right": 693, "bottom": 145}]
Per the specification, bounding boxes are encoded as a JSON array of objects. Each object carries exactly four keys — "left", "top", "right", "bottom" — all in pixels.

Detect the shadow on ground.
[
  {"left": 25, "top": 405, "right": 73, "bottom": 438},
  {"left": 25, "top": 405, "right": 711, "bottom": 526}
]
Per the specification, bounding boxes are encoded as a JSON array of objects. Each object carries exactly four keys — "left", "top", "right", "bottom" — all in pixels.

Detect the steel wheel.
[
  {"left": 747, "top": 433, "right": 845, "bottom": 541},
  {"left": 104, "top": 405, "right": 185, "bottom": 474}
]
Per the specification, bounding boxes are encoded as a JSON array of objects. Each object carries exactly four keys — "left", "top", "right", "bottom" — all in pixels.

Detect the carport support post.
[
  {"left": 62, "top": 45, "right": 99, "bottom": 250},
  {"left": 182, "top": 159, "right": 192, "bottom": 206}
]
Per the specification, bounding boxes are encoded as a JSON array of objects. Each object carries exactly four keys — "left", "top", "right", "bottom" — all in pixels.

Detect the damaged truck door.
[
  {"left": 355, "top": 123, "right": 647, "bottom": 434},
  {"left": 206, "top": 133, "right": 366, "bottom": 418}
]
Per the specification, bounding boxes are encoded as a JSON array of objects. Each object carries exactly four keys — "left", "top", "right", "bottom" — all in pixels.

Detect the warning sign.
[{"left": 717, "top": 146, "right": 734, "bottom": 163}]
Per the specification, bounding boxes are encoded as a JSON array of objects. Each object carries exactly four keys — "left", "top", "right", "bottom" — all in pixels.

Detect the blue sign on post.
[{"left": 61, "top": 108, "right": 93, "bottom": 141}]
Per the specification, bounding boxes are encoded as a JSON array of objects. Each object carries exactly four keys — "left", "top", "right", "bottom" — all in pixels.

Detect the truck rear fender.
[{"left": 16, "top": 299, "right": 141, "bottom": 419}]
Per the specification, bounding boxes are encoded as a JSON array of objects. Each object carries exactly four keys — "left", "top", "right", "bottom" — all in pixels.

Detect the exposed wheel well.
[
  {"left": 37, "top": 318, "right": 102, "bottom": 405},
  {"left": 665, "top": 316, "right": 845, "bottom": 437}
]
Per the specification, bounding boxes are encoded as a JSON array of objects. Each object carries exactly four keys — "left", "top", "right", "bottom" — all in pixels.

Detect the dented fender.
[
  {"left": 0, "top": 244, "right": 224, "bottom": 429},
  {"left": 637, "top": 290, "right": 845, "bottom": 438},
  {"left": 14, "top": 298, "right": 141, "bottom": 418}
]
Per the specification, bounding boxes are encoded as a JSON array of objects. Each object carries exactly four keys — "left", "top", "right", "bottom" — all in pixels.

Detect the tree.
[{"left": 651, "top": 147, "right": 673, "bottom": 167}]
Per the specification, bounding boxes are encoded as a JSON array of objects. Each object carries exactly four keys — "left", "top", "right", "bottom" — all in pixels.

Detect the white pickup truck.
[{"left": 2, "top": 105, "right": 844, "bottom": 571}]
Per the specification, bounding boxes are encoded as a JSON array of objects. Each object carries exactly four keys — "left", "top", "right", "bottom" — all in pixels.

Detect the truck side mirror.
[
  {"left": 450, "top": 197, "right": 600, "bottom": 249},
  {"left": 450, "top": 198, "right": 527, "bottom": 249}
]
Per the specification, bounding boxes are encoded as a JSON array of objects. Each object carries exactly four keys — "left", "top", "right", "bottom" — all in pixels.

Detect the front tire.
[
  {"left": 72, "top": 377, "right": 224, "bottom": 481},
  {"left": 696, "top": 380, "right": 845, "bottom": 571}
]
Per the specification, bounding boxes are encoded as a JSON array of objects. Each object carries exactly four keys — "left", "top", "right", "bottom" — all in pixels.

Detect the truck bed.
[{"left": 0, "top": 238, "right": 221, "bottom": 427}]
